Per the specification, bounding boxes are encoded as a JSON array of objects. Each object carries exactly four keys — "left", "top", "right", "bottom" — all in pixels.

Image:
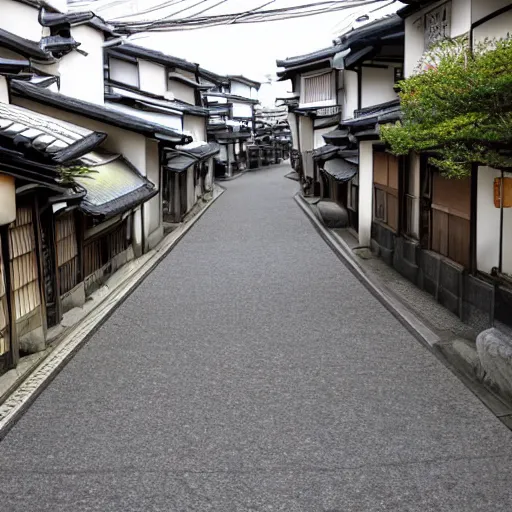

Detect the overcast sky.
[{"left": 113, "top": 2, "right": 399, "bottom": 72}]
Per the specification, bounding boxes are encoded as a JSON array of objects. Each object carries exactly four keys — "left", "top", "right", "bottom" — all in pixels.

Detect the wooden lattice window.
[
  {"left": 424, "top": 2, "right": 451, "bottom": 49},
  {"left": 302, "top": 72, "right": 333, "bottom": 104},
  {"left": 373, "top": 152, "right": 399, "bottom": 232},
  {"left": 56, "top": 213, "right": 79, "bottom": 296},
  {"left": 9, "top": 207, "right": 41, "bottom": 320},
  {"left": 84, "top": 221, "right": 129, "bottom": 278}
]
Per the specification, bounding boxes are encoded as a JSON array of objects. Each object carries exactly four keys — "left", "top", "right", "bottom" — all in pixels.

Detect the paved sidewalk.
[
  {"left": 333, "top": 229, "right": 477, "bottom": 341},
  {"left": 0, "top": 164, "right": 511, "bottom": 511}
]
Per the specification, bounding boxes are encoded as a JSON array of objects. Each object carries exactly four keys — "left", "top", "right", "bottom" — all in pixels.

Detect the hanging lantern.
[{"left": 0, "top": 174, "right": 16, "bottom": 226}]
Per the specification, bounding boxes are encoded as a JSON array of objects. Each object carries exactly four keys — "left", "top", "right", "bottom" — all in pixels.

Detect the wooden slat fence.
[{"left": 9, "top": 207, "right": 41, "bottom": 321}]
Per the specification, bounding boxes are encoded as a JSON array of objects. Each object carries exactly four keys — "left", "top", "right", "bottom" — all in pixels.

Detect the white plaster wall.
[
  {"left": 13, "top": 97, "right": 148, "bottom": 172},
  {"left": 186, "top": 166, "right": 195, "bottom": 212},
  {"left": 205, "top": 157, "right": 214, "bottom": 191},
  {"left": 361, "top": 67, "right": 397, "bottom": 108},
  {"left": 313, "top": 127, "right": 332, "bottom": 149},
  {"left": 207, "top": 95, "right": 227, "bottom": 104},
  {"left": 0, "top": 76, "right": 9, "bottom": 103},
  {"left": 408, "top": 152, "right": 421, "bottom": 238},
  {"left": 342, "top": 70, "right": 359, "bottom": 120},
  {"left": 232, "top": 102, "right": 253, "bottom": 119},
  {"left": 110, "top": 57, "right": 139, "bottom": 87},
  {"left": 472, "top": 0, "right": 512, "bottom": 22},
  {"left": 231, "top": 81, "right": 251, "bottom": 98},
  {"left": 168, "top": 79, "right": 195, "bottom": 104},
  {"left": 59, "top": 25, "right": 105, "bottom": 105},
  {"left": 404, "top": 15, "right": 425, "bottom": 77},
  {"left": 473, "top": 10, "right": 512, "bottom": 43},
  {"left": 144, "top": 139, "right": 163, "bottom": 250},
  {"left": 183, "top": 115, "right": 206, "bottom": 142},
  {"left": 477, "top": 167, "right": 512, "bottom": 274},
  {"left": 106, "top": 102, "right": 183, "bottom": 132},
  {"left": 0, "top": 0, "right": 42, "bottom": 41},
  {"left": 250, "top": 87, "right": 258, "bottom": 100},
  {"left": 359, "top": 141, "right": 375, "bottom": 247},
  {"left": 139, "top": 60, "right": 167, "bottom": 97},
  {"left": 288, "top": 112, "right": 299, "bottom": 151},
  {"left": 451, "top": 0, "right": 471, "bottom": 37},
  {"left": 299, "top": 116, "right": 314, "bottom": 152}
]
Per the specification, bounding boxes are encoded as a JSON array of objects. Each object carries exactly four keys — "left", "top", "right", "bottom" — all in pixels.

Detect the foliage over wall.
[{"left": 381, "top": 36, "right": 512, "bottom": 178}]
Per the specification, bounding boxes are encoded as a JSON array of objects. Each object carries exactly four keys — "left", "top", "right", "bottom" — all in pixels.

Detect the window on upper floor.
[
  {"left": 424, "top": 2, "right": 451, "bottom": 50},
  {"left": 109, "top": 57, "right": 139, "bottom": 88},
  {"left": 301, "top": 71, "right": 335, "bottom": 106}
]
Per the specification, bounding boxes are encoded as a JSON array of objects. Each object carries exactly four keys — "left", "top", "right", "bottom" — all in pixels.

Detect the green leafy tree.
[{"left": 381, "top": 35, "right": 512, "bottom": 178}]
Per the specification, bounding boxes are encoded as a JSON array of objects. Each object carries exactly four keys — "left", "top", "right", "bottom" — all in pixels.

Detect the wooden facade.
[
  {"left": 373, "top": 152, "right": 400, "bottom": 233},
  {"left": 56, "top": 213, "right": 79, "bottom": 297},
  {"left": 9, "top": 207, "right": 41, "bottom": 323},
  {"left": 420, "top": 166, "right": 471, "bottom": 268},
  {"left": 0, "top": 238, "right": 10, "bottom": 362}
]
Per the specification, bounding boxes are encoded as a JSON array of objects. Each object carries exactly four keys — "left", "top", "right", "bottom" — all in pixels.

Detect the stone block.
[
  {"left": 439, "top": 259, "right": 462, "bottom": 297},
  {"left": 495, "top": 285, "right": 512, "bottom": 328},
  {"left": 420, "top": 250, "right": 440, "bottom": 283},
  {"left": 462, "top": 275, "right": 493, "bottom": 329},
  {"left": 477, "top": 328, "right": 512, "bottom": 399},
  {"left": 61, "top": 282, "right": 86, "bottom": 314},
  {"left": 316, "top": 200, "right": 348, "bottom": 228},
  {"left": 19, "top": 325, "right": 45, "bottom": 354}
]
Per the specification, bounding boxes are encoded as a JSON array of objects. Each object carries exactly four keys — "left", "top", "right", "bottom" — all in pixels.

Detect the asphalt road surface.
[{"left": 0, "top": 164, "right": 511, "bottom": 511}]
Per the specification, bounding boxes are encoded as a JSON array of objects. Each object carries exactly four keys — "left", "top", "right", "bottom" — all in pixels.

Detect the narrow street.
[{"left": 0, "top": 164, "right": 511, "bottom": 511}]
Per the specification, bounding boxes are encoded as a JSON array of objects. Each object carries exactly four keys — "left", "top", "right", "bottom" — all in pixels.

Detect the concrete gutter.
[
  {"left": 295, "top": 192, "right": 512, "bottom": 430},
  {"left": 0, "top": 186, "right": 225, "bottom": 439}
]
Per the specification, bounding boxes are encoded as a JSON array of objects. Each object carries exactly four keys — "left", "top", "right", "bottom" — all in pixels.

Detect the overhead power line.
[{"left": 109, "top": 0, "right": 389, "bottom": 34}]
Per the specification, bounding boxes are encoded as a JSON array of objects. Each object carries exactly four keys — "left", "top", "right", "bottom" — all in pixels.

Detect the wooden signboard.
[{"left": 494, "top": 177, "right": 512, "bottom": 208}]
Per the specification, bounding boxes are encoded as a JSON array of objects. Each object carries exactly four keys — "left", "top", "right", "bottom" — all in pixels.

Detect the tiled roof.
[
  {"left": 0, "top": 101, "right": 106, "bottom": 164},
  {"left": 276, "top": 15, "right": 403, "bottom": 77},
  {"left": 227, "top": 75, "right": 261, "bottom": 89},
  {"left": 312, "top": 144, "right": 341, "bottom": 161},
  {"left": 322, "top": 128, "right": 350, "bottom": 146},
  {"left": 106, "top": 82, "right": 209, "bottom": 117},
  {"left": 320, "top": 154, "right": 358, "bottom": 182},
  {"left": 165, "top": 142, "right": 220, "bottom": 172},
  {"left": 75, "top": 152, "right": 157, "bottom": 220},
  {"left": 0, "top": 28, "right": 55, "bottom": 62},
  {"left": 11, "top": 80, "right": 191, "bottom": 144},
  {"left": 107, "top": 44, "right": 198, "bottom": 73}
]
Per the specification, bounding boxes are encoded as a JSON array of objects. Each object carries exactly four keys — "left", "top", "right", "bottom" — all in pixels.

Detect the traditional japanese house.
[
  {"left": 297, "top": 0, "right": 512, "bottom": 329},
  {"left": 275, "top": 92, "right": 300, "bottom": 170},
  {"left": 252, "top": 106, "right": 292, "bottom": 167},
  {"left": 104, "top": 43, "right": 220, "bottom": 222},
  {"left": 204, "top": 75, "right": 260, "bottom": 177},
  {"left": 0, "top": 0, "right": 192, "bottom": 363},
  {"left": 276, "top": 43, "right": 347, "bottom": 196},
  {"left": 389, "top": 0, "right": 512, "bottom": 328},
  {"left": 319, "top": 15, "right": 404, "bottom": 239},
  {"left": 0, "top": 94, "right": 158, "bottom": 372}
]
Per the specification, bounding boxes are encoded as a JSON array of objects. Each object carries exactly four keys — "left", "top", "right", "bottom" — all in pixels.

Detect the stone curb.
[
  {"left": 215, "top": 171, "right": 247, "bottom": 182},
  {"left": 295, "top": 193, "right": 512, "bottom": 427},
  {"left": 295, "top": 193, "right": 441, "bottom": 349},
  {"left": 0, "top": 186, "right": 226, "bottom": 440}
]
